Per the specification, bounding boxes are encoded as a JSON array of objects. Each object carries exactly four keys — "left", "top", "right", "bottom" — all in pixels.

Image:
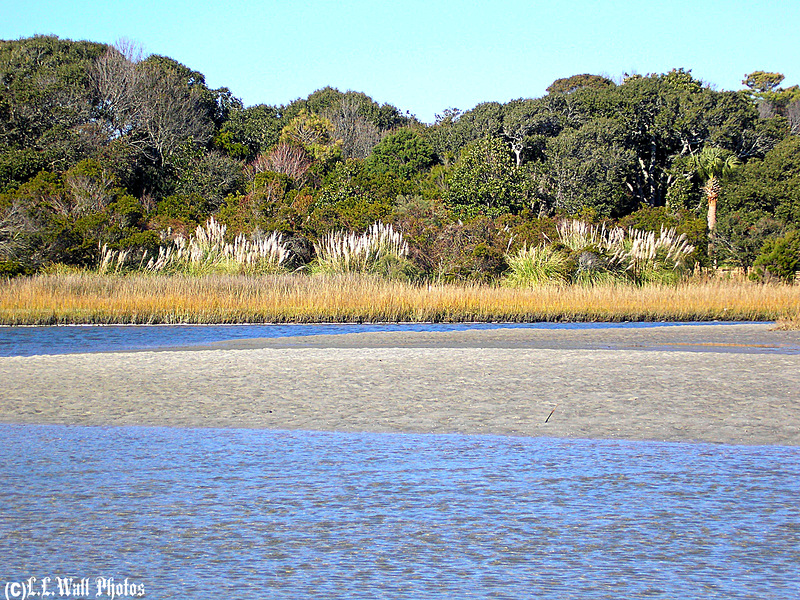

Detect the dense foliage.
[{"left": 1, "top": 36, "right": 798, "bottom": 282}]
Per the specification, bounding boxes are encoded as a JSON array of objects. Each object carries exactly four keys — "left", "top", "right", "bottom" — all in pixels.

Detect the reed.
[{"left": 1, "top": 272, "right": 797, "bottom": 325}]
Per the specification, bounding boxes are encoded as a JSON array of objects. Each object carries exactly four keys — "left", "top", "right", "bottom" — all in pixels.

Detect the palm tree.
[{"left": 691, "top": 146, "right": 741, "bottom": 235}]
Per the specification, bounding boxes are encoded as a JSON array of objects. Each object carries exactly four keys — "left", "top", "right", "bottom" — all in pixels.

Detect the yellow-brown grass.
[
  {"left": 1, "top": 272, "right": 798, "bottom": 325},
  {"left": 774, "top": 307, "right": 800, "bottom": 330}
]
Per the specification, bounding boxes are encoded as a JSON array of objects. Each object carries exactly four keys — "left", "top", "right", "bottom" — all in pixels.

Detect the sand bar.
[{"left": 2, "top": 323, "right": 799, "bottom": 445}]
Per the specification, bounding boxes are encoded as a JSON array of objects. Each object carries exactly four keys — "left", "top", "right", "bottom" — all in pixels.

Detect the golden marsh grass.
[{"left": 1, "top": 272, "right": 799, "bottom": 325}]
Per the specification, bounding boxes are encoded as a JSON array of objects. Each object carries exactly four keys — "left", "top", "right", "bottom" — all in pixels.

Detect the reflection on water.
[
  {"left": 0, "top": 321, "right": 761, "bottom": 357},
  {"left": 1, "top": 425, "right": 798, "bottom": 599}
]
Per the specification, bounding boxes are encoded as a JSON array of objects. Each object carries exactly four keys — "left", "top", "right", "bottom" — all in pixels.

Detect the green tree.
[
  {"left": 573, "top": 69, "right": 756, "bottom": 208},
  {"left": 279, "top": 109, "right": 341, "bottom": 167},
  {"left": 365, "top": 129, "right": 436, "bottom": 178},
  {"left": 217, "top": 104, "right": 285, "bottom": 161},
  {"left": 0, "top": 36, "right": 107, "bottom": 182},
  {"left": 546, "top": 74, "right": 615, "bottom": 95},
  {"left": 533, "top": 118, "right": 637, "bottom": 217},
  {"left": 501, "top": 98, "right": 560, "bottom": 166},
  {"left": 457, "top": 102, "right": 504, "bottom": 140},
  {"left": 169, "top": 146, "right": 245, "bottom": 212},
  {"left": 427, "top": 108, "right": 468, "bottom": 165},
  {"left": 287, "top": 87, "right": 410, "bottom": 132},
  {"left": 741, "top": 70, "right": 800, "bottom": 132},
  {"left": 281, "top": 88, "right": 411, "bottom": 160},
  {"left": 142, "top": 54, "right": 240, "bottom": 126},
  {"left": 742, "top": 71, "right": 786, "bottom": 95},
  {"left": 722, "top": 135, "right": 800, "bottom": 225},
  {"left": 0, "top": 36, "right": 106, "bottom": 149},
  {"left": 445, "top": 137, "right": 524, "bottom": 214},
  {"left": 427, "top": 103, "right": 505, "bottom": 165}
]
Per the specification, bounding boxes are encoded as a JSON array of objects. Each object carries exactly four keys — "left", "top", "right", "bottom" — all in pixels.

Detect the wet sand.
[{"left": 2, "top": 323, "right": 799, "bottom": 445}]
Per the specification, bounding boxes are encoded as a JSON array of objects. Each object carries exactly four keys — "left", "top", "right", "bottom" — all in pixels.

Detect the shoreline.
[{"left": 2, "top": 324, "right": 798, "bottom": 446}]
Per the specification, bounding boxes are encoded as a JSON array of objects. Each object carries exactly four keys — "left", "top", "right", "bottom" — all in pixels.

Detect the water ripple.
[{"left": 1, "top": 426, "right": 798, "bottom": 599}]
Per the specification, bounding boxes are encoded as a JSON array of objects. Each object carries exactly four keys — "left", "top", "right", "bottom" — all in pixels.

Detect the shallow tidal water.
[
  {"left": 1, "top": 425, "right": 798, "bottom": 599},
  {"left": 0, "top": 321, "right": 760, "bottom": 357}
]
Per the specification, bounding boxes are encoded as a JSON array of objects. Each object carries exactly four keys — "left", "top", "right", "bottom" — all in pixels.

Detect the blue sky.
[{"left": 2, "top": 0, "right": 798, "bottom": 123}]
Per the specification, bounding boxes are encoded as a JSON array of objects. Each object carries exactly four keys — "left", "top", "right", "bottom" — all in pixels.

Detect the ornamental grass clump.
[
  {"left": 99, "top": 217, "right": 289, "bottom": 275},
  {"left": 97, "top": 245, "right": 132, "bottom": 274},
  {"left": 556, "top": 219, "right": 619, "bottom": 253},
  {"left": 556, "top": 219, "right": 624, "bottom": 284},
  {"left": 504, "top": 245, "right": 570, "bottom": 287},
  {"left": 505, "top": 219, "right": 695, "bottom": 287},
  {"left": 311, "top": 222, "right": 414, "bottom": 278},
  {"left": 608, "top": 227, "right": 696, "bottom": 284},
  {"left": 556, "top": 219, "right": 694, "bottom": 284}
]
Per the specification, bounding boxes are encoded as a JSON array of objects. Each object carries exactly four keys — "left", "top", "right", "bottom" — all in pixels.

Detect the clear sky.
[{"left": 2, "top": 0, "right": 798, "bottom": 123}]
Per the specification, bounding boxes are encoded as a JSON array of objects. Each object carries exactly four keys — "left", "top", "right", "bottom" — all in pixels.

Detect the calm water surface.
[
  {"left": 0, "top": 321, "right": 761, "bottom": 357},
  {"left": 1, "top": 425, "right": 798, "bottom": 599}
]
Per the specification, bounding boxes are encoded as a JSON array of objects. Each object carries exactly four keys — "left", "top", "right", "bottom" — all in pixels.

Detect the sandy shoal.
[{"left": 1, "top": 324, "right": 799, "bottom": 446}]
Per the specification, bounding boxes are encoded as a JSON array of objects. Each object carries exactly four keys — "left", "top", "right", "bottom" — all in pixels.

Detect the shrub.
[
  {"left": 0, "top": 259, "right": 32, "bottom": 277},
  {"left": 415, "top": 217, "right": 512, "bottom": 283},
  {"left": 716, "top": 210, "right": 786, "bottom": 270},
  {"left": 752, "top": 230, "right": 800, "bottom": 283}
]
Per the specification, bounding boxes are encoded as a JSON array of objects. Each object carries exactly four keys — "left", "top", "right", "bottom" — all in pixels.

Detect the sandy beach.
[{"left": 2, "top": 323, "right": 799, "bottom": 445}]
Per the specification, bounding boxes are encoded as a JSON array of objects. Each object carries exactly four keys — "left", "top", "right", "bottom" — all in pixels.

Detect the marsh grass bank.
[{"left": 1, "top": 272, "right": 798, "bottom": 325}]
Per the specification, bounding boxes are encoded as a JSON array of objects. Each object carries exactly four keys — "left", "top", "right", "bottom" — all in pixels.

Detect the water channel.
[{"left": 1, "top": 323, "right": 797, "bottom": 598}]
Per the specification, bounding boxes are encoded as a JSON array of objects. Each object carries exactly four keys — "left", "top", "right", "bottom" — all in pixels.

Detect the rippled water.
[
  {"left": 0, "top": 321, "right": 758, "bottom": 357},
  {"left": 1, "top": 425, "right": 798, "bottom": 599}
]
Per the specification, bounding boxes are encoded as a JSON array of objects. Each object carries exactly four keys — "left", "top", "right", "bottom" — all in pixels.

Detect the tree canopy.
[{"left": 1, "top": 36, "right": 797, "bottom": 279}]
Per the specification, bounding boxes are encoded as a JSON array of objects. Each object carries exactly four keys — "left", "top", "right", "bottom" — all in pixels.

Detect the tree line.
[{"left": 1, "top": 35, "right": 799, "bottom": 281}]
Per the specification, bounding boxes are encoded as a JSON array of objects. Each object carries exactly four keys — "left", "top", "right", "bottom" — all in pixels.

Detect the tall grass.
[
  {"left": 610, "top": 227, "right": 696, "bottom": 284},
  {"left": 775, "top": 306, "right": 800, "bottom": 330},
  {"left": 100, "top": 218, "right": 289, "bottom": 275},
  {"left": 1, "top": 271, "right": 797, "bottom": 325},
  {"left": 556, "top": 219, "right": 619, "bottom": 252},
  {"left": 311, "top": 222, "right": 413, "bottom": 277},
  {"left": 506, "top": 219, "right": 695, "bottom": 286},
  {"left": 504, "top": 245, "right": 570, "bottom": 286}
]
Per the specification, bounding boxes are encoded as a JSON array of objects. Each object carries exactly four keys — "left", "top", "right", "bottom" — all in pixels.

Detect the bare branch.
[{"left": 250, "top": 142, "right": 311, "bottom": 184}]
